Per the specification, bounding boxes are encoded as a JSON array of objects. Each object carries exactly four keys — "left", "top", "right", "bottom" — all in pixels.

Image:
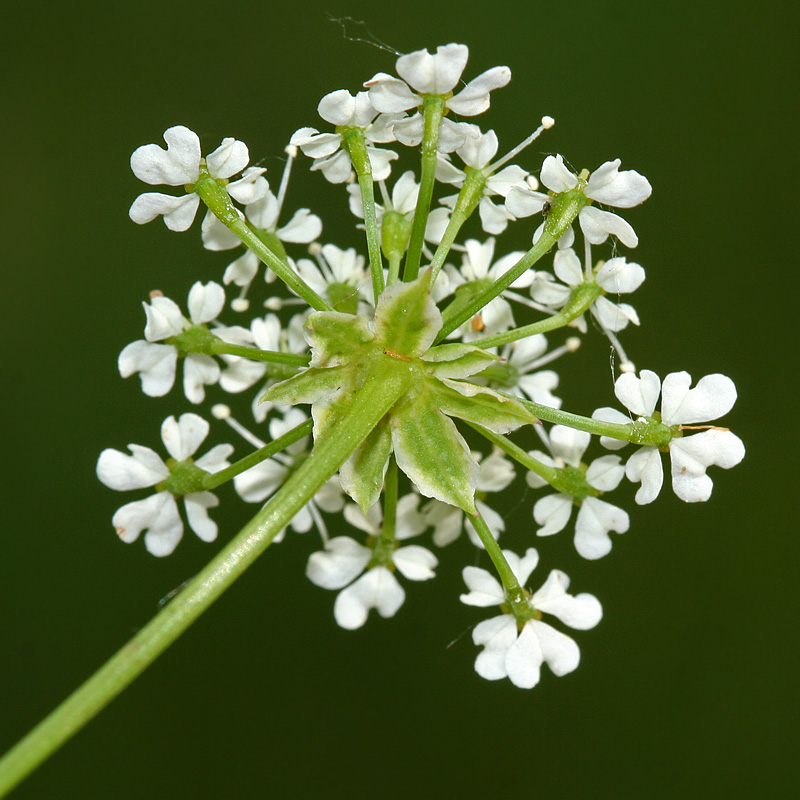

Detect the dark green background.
[{"left": 1, "top": 1, "right": 796, "bottom": 797}]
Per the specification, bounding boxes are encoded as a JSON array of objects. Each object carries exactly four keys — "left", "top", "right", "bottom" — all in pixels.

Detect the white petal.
[
  {"left": 313, "top": 150, "right": 352, "bottom": 184},
  {"left": 540, "top": 154, "right": 578, "bottom": 194},
  {"left": 306, "top": 536, "right": 371, "bottom": 590},
  {"left": 533, "top": 493, "right": 573, "bottom": 536},
  {"left": 206, "top": 137, "right": 249, "bottom": 180},
  {"left": 669, "top": 430, "right": 745, "bottom": 502},
  {"left": 625, "top": 446, "right": 664, "bottom": 505},
  {"left": 615, "top": 369, "right": 661, "bottom": 417},
  {"left": 96, "top": 446, "right": 168, "bottom": 490},
  {"left": 553, "top": 248, "right": 583, "bottom": 286},
  {"left": 277, "top": 209, "right": 322, "bottom": 243},
  {"left": 187, "top": 281, "right": 225, "bottom": 324},
  {"left": 579, "top": 206, "right": 638, "bottom": 248},
  {"left": 592, "top": 406, "right": 633, "bottom": 451},
  {"left": 112, "top": 492, "right": 183, "bottom": 557},
  {"left": 365, "top": 73, "right": 420, "bottom": 113},
  {"left": 448, "top": 66, "right": 511, "bottom": 116},
  {"left": 486, "top": 164, "right": 528, "bottom": 198},
  {"left": 234, "top": 459, "right": 287, "bottom": 503},
  {"left": 396, "top": 43, "right": 468, "bottom": 95},
  {"left": 227, "top": 167, "right": 268, "bottom": 205},
  {"left": 574, "top": 497, "right": 629, "bottom": 560},
  {"left": 291, "top": 128, "right": 341, "bottom": 158},
  {"left": 592, "top": 297, "right": 639, "bottom": 332},
  {"left": 129, "top": 192, "right": 200, "bottom": 231},
  {"left": 505, "top": 185, "right": 547, "bottom": 218},
  {"left": 130, "top": 126, "right": 201, "bottom": 186},
  {"left": 161, "top": 412, "right": 209, "bottom": 461},
  {"left": 660, "top": 372, "right": 737, "bottom": 426},
  {"left": 505, "top": 621, "right": 544, "bottom": 688},
  {"left": 532, "top": 571, "right": 602, "bottom": 629},
  {"left": 549, "top": 424, "right": 591, "bottom": 466},
  {"left": 195, "top": 443, "right": 234, "bottom": 473},
  {"left": 585, "top": 159, "right": 652, "bottom": 208},
  {"left": 143, "top": 296, "right": 185, "bottom": 341},
  {"left": 317, "top": 89, "right": 357, "bottom": 126},
  {"left": 585, "top": 455, "right": 625, "bottom": 492},
  {"left": 472, "top": 615, "right": 517, "bottom": 681},
  {"left": 391, "top": 114, "right": 424, "bottom": 147},
  {"left": 118, "top": 340, "right": 177, "bottom": 397},
  {"left": 394, "top": 545, "right": 438, "bottom": 581},
  {"left": 333, "top": 567, "right": 405, "bottom": 629},
  {"left": 529, "top": 619, "right": 581, "bottom": 677},
  {"left": 201, "top": 210, "right": 242, "bottom": 251},
  {"left": 223, "top": 252, "right": 259, "bottom": 287},
  {"left": 478, "top": 197, "right": 514, "bottom": 234},
  {"left": 366, "top": 146, "right": 399, "bottom": 182},
  {"left": 460, "top": 566, "right": 505, "bottom": 606},
  {"left": 596, "top": 257, "right": 645, "bottom": 294},
  {"left": 183, "top": 492, "right": 219, "bottom": 542}
]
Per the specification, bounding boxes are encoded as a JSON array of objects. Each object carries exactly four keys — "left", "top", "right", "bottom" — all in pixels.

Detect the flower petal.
[
  {"left": 333, "top": 567, "right": 405, "bottom": 629},
  {"left": 660, "top": 372, "right": 738, "bottom": 426}
]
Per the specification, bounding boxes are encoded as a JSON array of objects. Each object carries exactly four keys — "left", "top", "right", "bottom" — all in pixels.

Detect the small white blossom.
[
  {"left": 129, "top": 125, "right": 267, "bottom": 231},
  {"left": 96, "top": 414, "right": 233, "bottom": 556},
  {"left": 593, "top": 370, "right": 745, "bottom": 503},
  {"left": 306, "top": 495, "right": 436, "bottom": 629},
  {"left": 496, "top": 334, "right": 564, "bottom": 409},
  {"left": 531, "top": 248, "right": 645, "bottom": 334},
  {"left": 118, "top": 282, "right": 226, "bottom": 403},
  {"left": 460, "top": 548, "right": 602, "bottom": 688},
  {"left": 366, "top": 43, "right": 510, "bottom": 152},
  {"left": 526, "top": 425, "right": 629, "bottom": 559},
  {"left": 291, "top": 90, "right": 399, "bottom": 183},
  {"left": 506, "top": 154, "right": 651, "bottom": 248}
]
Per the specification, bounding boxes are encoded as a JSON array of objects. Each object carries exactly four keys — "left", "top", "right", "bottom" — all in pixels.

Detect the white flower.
[
  {"left": 294, "top": 243, "right": 371, "bottom": 308},
  {"left": 366, "top": 43, "right": 510, "bottom": 152},
  {"left": 593, "top": 370, "right": 745, "bottom": 504},
  {"left": 233, "top": 409, "right": 344, "bottom": 538},
  {"left": 118, "top": 281, "right": 226, "bottom": 403},
  {"left": 306, "top": 495, "right": 436, "bottom": 629},
  {"left": 423, "top": 451, "right": 516, "bottom": 547},
  {"left": 506, "top": 154, "right": 652, "bottom": 248},
  {"left": 495, "top": 334, "right": 563, "bottom": 408},
  {"left": 436, "top": 129, "right": 529, "bottom": 234},
  {"left": 129, "top": 125, "right": 267, "bottom": 231},
  {"left": 460, "top": 548, "right": 602, "bottom": 688},
  {"left": 532, "top": 248, "right": 645, "bottom": 334},
  {"left": 443, "top": 237, "right": 531, "bottom": 341},
  {"left": 96, "top": 413, "right": 233, "bottom": 556},
  {"left": 291, "top": 90, "right": 399, "bottom": 183},
  {"left": 526, "top": 425, "right": 629, "bottom": 559}
]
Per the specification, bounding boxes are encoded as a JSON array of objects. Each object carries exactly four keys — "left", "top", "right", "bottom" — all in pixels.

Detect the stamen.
[
  {"left": 583, "top": 239, "right": 593, "bottom": 283},
  {"left": 486, "top": 115, "right": 555, "bottom": 174},
  {"left": 513, "top": 336, "right": 581, "bottom": 371},
  {"left": 211, "top": 404, "right": 267, "bottom": 449},
  {"left": 276, "top": 144, "right": 297, "bottom": 215},
  {"left": 503, "top": 289, "right": 559, "bottom": 315}
]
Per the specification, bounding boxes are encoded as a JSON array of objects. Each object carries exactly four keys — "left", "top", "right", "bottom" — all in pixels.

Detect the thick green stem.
[
  {"left": 0, "top": 360, "right": 410, "bottom": 798},
  {"left": 193, "top": 173, "right": 332, "bottom": 312},
  {"left": 469, "top": 512, "right": 531, "bottom": 619},
  {"left": 404, "top": 95, "right": 446, "bottom": 282}
]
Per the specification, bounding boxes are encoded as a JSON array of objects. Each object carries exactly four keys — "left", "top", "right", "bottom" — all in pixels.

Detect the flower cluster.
[{"left": 102, "top": 42, "right": 745, "bottom": 690}]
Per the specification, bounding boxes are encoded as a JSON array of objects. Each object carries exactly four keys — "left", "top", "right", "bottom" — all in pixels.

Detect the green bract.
[{"left": 262, "top": 270, "right": 537, "bottom": 513}]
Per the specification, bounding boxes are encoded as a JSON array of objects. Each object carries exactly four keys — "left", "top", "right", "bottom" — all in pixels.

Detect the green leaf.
[
  {"left": 372, "top": 269, "right": 441, "bottom": 357},
  {"left": 259, "top": 365, "right": 351, "bottom": 407},
  {"left": 433, "top": 377, "right": 539, "bottom": 433},
  {"left": 391, "top": 387, "right": 478, "bottom": 513},
  {"left": 339, "top": 416, "right": 392, "bottom": 512},
  {"left": 305, "top": 311, "right": 374, "bottom": 367},
  {"left": 422, "top": 343, "right": 500, "bottom": 379}
]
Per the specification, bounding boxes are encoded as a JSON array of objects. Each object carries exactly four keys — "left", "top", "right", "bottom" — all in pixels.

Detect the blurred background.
[{"left": 1, "top": 1, "right": 796, "bottom": 797}]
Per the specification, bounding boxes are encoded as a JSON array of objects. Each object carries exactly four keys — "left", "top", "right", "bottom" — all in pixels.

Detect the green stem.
[
  {"left": 208, "top": 341, "right": 310, "bottom": 366},
  {"left": 429, "top": 169, "right": 486, "bottom": 284},
  {"left": 436, "top": 231, "right": 557, "bottom": 342},
  {"left": 372, "top": 457, "right": 398, "bottom": 565},
  {"left": 201, "top": 418, "right": 313, "bottom": 490},
  {"left": 193, "top": 173, "right": 332, "bottom": 312},
  {"left": 470, "top": 284, "right": 601, "bottom": 350},
  {"left": 386, "top": 252, "right": 403, "bottom": 286},
  {"left": 404, "top": 95, "right": 446, "bottom": 282},
  {"left": 469, "top": 511, "right": 531, "bottom": 619},
  {"left": 0, "top": 360, "right": 410, "bottom": 798},
  {"left": 341, "top": 128, "right": 385, "bottom": 301}
]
